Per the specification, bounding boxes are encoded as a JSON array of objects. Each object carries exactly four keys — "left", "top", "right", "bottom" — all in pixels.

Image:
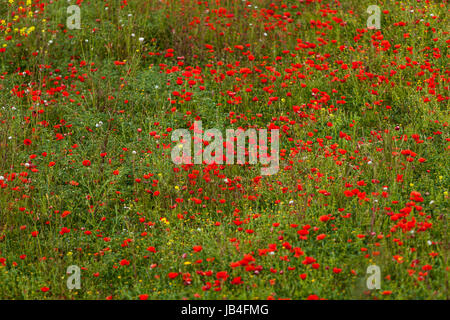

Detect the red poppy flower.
[
  {"left": 82, "top": 160, "right": 91, "bottom": 167},
  {"left": 333, "top": 268, "right": 342, "bottom": 274},
  {"left": 120, "top": 259, "right": 130, "bottom": 266},
  {"left": 216, "top": 271, "right": 229, "bottom": 280}
]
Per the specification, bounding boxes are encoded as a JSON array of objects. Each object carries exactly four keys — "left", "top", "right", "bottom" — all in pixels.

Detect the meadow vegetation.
[{"left": 0, "top": 0, "right": 448, "bottom": 299}]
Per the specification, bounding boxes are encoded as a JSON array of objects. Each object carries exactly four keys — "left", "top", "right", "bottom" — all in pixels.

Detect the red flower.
[
  {"left": 82, "top": 160, "right": 91, "bottom": 167},
  {"left": 422, "top": 264, "right": 432, "bottom": 271},
  {"left": 316, "top": 234, "right": 326, "bottom": 241},
  {"left": 61, "top": 211, "right": 71, "bottom": 218},
  {"left": 139, "top": 294, "right": 149, "bottom": 300},
  {"left": 410, "top": 191, "right": 423, "bottom": 202},
  {"left": 41, "top": 286, "right": 49, "bottom": 292},
  {"left": 193, "top": 245, "right": 203, "bottom": 252},
  {"left": 168, "top": 272, "right": 179, "bottom": 279},
  {"left": 333, "top": 268, "right": 342, "bottom": 274},
  {"left": 216, "top": 271, "right": 229, "bottom": 280},
  {"left": 120, "top": 259, "right": 130, "bottom": 266},
  {"left": 23, "top": 139, "right": 32, "bottom": 146}
]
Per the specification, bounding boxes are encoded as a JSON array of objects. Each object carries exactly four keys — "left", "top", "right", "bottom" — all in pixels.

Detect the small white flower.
[
  {"left": 131, "top": 33, "right": 135, "bottom": 37},
  {"left": 429, "top": 200, "right": 434, "bottom": 205},
  {"left": 25, "top": 163, "right": 30, "bottom": 168},
  {"left": 427, "top": 240, "right": 432, "bottom": 245},
  {"left": 132, "top": 150, "right": 137, "bottom": 155},
  {"left": 0, "top": 176, "right": 4, "bottom": 181},
  {"left": 367, "top": 161, "right": 373, "bottom": 165},
  {"left": 138, "top": 37, "right": 144, "bottom": 42}
]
